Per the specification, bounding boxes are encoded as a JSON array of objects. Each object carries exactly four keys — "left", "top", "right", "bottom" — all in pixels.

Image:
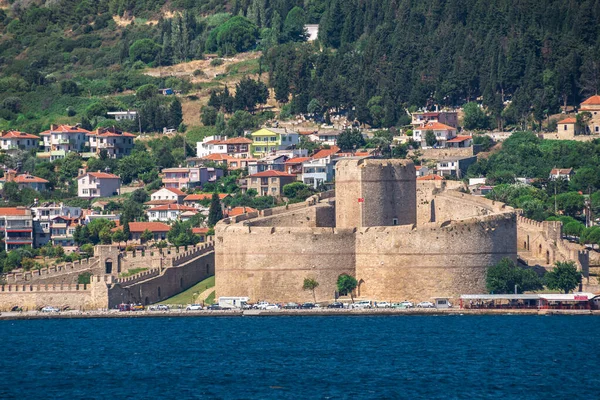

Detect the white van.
[
  {"left": 350, "top": 300, "right": 372, "bottom": 309},
  {"left": 218, "top": 297, "right": 250, "bottom": 309}
]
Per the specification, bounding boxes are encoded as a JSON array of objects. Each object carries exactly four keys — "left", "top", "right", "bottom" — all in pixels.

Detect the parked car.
[
  {"left": 327, "top": 302, "right": 344, "bottom": 309},
  {"left": 391, "top": 302, "right": 407, "bottom": 309},
  {"left": 417, "top": 301, "right": 435, "bottom": 308},
  {"left": 375, "top": 301, "right": 391, "bottom": 308},
  {"left": 399, "top": 301, "right": 414, "bottom": 308},
  {"left": 131, "top": 304, "right": 145, "bottom": 311},
  {"left": 301, "top": 302, "right": 315, "bottom": 309},
  {"left": 254, "top": 301, "right": 270, "bottom": 309},
  {"left": 207, "top": 304, "right": 222, "bottom": 310},
  {"left": 284, "top": 302, "right": 299, "bottom": 309},
  {"left": 187, "top": 304, "right": 203, "bottom": 311},
  {"left": 350, "top": 300, "right": 372, "bottom": 309},
  {"left": 264, "top": 304, "right": 280, "bottom": 310},
  {"left": 41, "top": 306, "right": 59, "bottom": 313}
]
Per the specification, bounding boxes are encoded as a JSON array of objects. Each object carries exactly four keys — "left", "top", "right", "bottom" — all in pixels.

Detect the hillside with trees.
[{"left": 1, "top": 1, "right": 600, "bottom": 133}]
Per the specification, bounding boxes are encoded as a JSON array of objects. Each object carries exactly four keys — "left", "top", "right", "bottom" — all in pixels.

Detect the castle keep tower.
[{"left": 335, "top": 159, "right": 417, "bottom": 228}]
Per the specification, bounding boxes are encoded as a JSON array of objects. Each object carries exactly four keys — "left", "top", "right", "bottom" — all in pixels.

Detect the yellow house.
[{"left": 250, "top": 128, "right": 300, "bottom": 157}]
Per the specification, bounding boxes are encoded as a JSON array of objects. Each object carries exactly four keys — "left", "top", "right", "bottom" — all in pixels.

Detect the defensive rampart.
[
  {"left": 4, "top": 257, "right": 101, "bottom": 284},
  {"left": 0, "top": 276, "right": 112, "bottom": 311},
  {"left": 354, "top": 213, "right": 517, "bottom": 301},
  {"left": 108, "top": 249, "right": 215, "bottom": 307},
  {"left": 215, "top": 224, "right": 356, "bottom": 302},
  {"left": 516, "top": 214, "right": 589, "bottom": 277}
]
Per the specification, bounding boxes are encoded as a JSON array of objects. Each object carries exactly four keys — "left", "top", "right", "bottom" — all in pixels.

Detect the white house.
[
  {"left": 197, "top": 135, "right": 228, "bottom": 158},
  {"left": 40, "top": 124, "right": 90, "bottom": 153},
  {"left": 107, "top": 110, "right": 137, "bottom": 121},
  {"left": 413, "top": 122, "right": 457, "bottom": 148},
  {"left": 147, "top": 187, "right": 186, "bottom": 206},
  {"left": 549, "top": 168, "right": 574, "bottom": 181},
  {"left": 436, "top": 156, "right": 477, "bottom": 179},
  {"left": 77, "top": 172, "right": 121, "bottom": 198},
  {"left": 146, "top": 204, "right": 198, "bottom": 222},
  {"left": 0, "top": 131, "right": 40, "bottom": 152},
  {"left": 301, "top": 156, "right": 336, "bottom": 189},
  {"left": 87, "top": 127, "right": 136, "bottom": 158}
]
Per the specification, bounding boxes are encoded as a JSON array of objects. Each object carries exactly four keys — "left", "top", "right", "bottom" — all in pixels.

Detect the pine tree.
[
  {"left": 208, "top": 192, "right": 224, "bottom": 227},
  {"left": 216, "top": 112, "right": 226, "bottom": 133},
  {"left": 168, "top": 98, "right": 183, "bottom": 129},
  {"left": 123, "top": 220, "right": 131, "bottom": 240}
]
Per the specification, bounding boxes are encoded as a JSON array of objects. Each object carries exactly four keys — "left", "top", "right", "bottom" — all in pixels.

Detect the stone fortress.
[
  {"left": 216, "top": 159, "right": 524, "bottom": 303},
  {"left": 0, "top": 243, "right": 215, "bottom": 311}
]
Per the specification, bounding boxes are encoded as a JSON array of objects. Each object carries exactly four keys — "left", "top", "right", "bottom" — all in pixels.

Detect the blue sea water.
[{"left": 1, "top": 315, "right": 599, "bottom": 399}]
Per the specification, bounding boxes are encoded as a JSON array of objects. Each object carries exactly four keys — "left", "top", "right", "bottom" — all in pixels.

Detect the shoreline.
[{"left": 1, "top": 308, "right": 598, "bottom": 320}]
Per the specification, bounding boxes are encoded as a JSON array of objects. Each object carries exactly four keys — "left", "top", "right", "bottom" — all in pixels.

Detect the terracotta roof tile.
[
  {"left": 184, "top": 193, "right": 228, "bottom": 201},
  {"left": 581, "top": 95, "right": 600, "bottom": 105},
  {"left": 1, "top": 131, "right": 40, "bottom": 140},
  {"left": 227, "top": 206, "right": 258, "bottom": 217},
  {"left": 417, "top": 121, "right": 456, "bottom": 131},
  {"left": 312, "top": 146, "right": 340, "bottom": 159},
  {"left": 0, "top": 207, "right": 29, "bottom": 216},
  {"left": 558, "top": 117, "right": 577, "bottom": 124}
]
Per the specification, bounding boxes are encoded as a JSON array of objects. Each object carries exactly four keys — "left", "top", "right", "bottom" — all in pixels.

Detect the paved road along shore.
[{"left": 0, "top": 308, "right": 598, "bottom": 320}]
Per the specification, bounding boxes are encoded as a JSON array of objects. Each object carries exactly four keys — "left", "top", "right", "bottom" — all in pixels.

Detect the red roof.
[
  {"left": 113, "top": 222, "right": 171, "bottom": 233},
  {"left": 581, "top": 95, "right": 600, "bottom": 105},
  {"left": 558, "top": 118, "right": 576, "bottom": 124},
  {"left": 417, "top": 122, "right": 456, "bottom": 131},
  {"left": 203, "top": 154, "right": 235, "bottom": 161},
  {"left": 417, "top": 175, "right": 443, "bottom": 181},
  {"left": 184, "top": 193, "right": 228, "bottom": 201},
  {"left": 82, "top": 172, "right": 120, "bottom": 179},
  {"left": 247, "top": 170, "right": 296, "bottom": 178},
  {"left": 192, "top": 227, "right": 209, "bottom": 234},
  {"left": 1, "top": 131, "right": 40, "bottom": 139},
  {"left": 446, "top": 135, "right": 472, "bottom": 143},
  {"left": 222, "top": 137, "right": 252, "bottom": 144},
  {"left": 0, "top": 174, "right": 48, "bottom": 183},
  {"left": 147, "top": 204, "right": 198, "bottom": 212},
  {"left": 550, "top": 168, "right": 573, "bottom": 175},
  {"left": 162, "top": 187, "right": 185, "bottom": 196},
  {"left": 284, "top": 157, "right": 312, "bottom": 164},
  {"left": 89, "top": 127, "right": 136, "bottom": 138},
  {"left": 0, "top": 207, "right": 29, "bottom": 216},
  {"left": 40, "top": 125, "right": 91, "bottom": 135},
  {"left": 227, "top": 206, "right": 258, "bottom": 217},
  {"left": 313, "top": 146, "right": 340, "bottom": 159}
]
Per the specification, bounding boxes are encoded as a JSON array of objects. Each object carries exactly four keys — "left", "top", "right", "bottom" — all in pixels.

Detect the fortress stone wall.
[{"left": 215, "top": 158, "right": 520, "bottom": 303}]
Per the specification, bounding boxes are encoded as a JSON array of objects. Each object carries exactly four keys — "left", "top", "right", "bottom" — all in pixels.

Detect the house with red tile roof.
[
  {"left": 446, "top": 135, "right": 473, "bottom": 148},
  {"left": 77, "top": 172, "right": 121, "bottom": 198},
  {"left": 0, "top": 172, "right": 49, "bottom": 191},
  {"left": 285, "top": 157, "right": 312, "bottom": 175},
  {"left": 39, "top": 124, "right": 90, "bottom": 153},
  {"left": 87, "top": 127, "right": 136, "bottom": 158},
  {"left": 146, "top": 187, "right": 186, "bottom": 206},
  {"left": 312, "top": 146, "right": 340, "bottom": 159},
  {"left": 0, "top": 131, "right": 40, "bottom": 152},
  {"left": 555, "top": 117, "right": 585, "bottom": 137},
  {"left": 226, "top": 206, "right": 258, "bottom": 217},
  {"left": 239, "top": 170, "right": 297, "bottom": 197},
  {"left": 578, "top": 95, "right": 600, "bottom": 134},
  {"left": 146, "top": 204, "right": 198, "bottom": 222},
  {"left": 411, "top": 110, "right": 458, "bottom": 128},
  {"left": 413, "top": 122, "right": 458, "bottom": 148},
  {"left": 183, "top": 193, "right": 229, "bottom": 208},
  {"left": 0, "top": 207, "right": 34, "bottom": 251},
  {"left": 112, "top": 221, "right": 171, "bottom": 242},
  {"left": 549, "top": 168, "right": 574, "bottom": 181},
  {"left": 191, "top": 227, "right": 211, "bottom": 242}
]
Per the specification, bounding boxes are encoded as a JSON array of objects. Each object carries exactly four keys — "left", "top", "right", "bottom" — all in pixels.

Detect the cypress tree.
[
  {"left": 208, "top": 192, "right": 224, "bottom": 227},
  {"left": 168, "top": 98, "right": 183, "bottom": 129}
]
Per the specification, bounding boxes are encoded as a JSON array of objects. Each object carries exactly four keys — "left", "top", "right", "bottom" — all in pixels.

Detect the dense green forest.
[{"left": 1, "top": 0, "right": 600, "bottom": 133}]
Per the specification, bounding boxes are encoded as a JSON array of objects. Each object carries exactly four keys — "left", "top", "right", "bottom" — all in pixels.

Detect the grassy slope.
[{"left": 160, "top": 275, "right": 215, "bottom": 305}]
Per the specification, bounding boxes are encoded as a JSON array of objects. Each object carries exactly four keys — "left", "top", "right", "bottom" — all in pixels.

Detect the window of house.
[
  {"left": 596, "top": 126, "right": 599, "bottom": 132},
  {"left": 564, "top": 125, "right": 567, "bottom": 130},
  {"left": 271, "top": 178, "right": 277, "bottom": 183},
  {"left": 82, "top": 189, "right": 89, "bottom": 194},
  {"left": 159, "top": 211, "right": 167, "bottom": 218}
]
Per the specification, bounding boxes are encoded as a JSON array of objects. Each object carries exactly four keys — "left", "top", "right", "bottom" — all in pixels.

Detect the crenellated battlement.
[
  {"left": 114, "top": 268, "right": 161, "bottom": 286},
  {"left": 3, "top": 257, "right": 99, "bottom": 283},
  {"left": 1, "top": 283, "right": 90, "bottom": 293}
]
